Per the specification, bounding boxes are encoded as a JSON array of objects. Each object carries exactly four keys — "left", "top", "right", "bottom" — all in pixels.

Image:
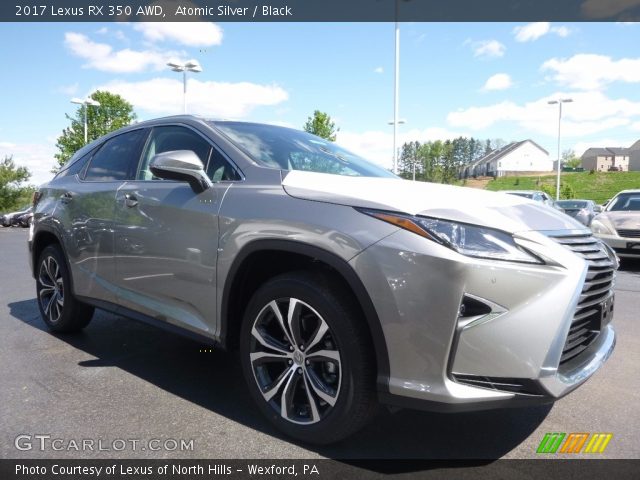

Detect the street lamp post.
[
  {"left": 548, "top": 98, "right": 573, "bottom": 201},
  {"left": 388, "top": 119, "right": 407, "bottom": 176},
  {"left": 167, "top": 60, "right": 203, "bottom": 114},
  {"left": 392, "top": 20, "right": 400, "bottom": 174},
  {"left": 71, "top": 97, "right": 101, "bottom": 145}
]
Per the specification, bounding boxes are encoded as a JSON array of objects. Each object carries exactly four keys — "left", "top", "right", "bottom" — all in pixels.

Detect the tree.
[
  {"left": 303, "top": 110, "right": 338, "bottom": 141},
  {"left": 54, "top": 90, "right": 136, "bottom": 171},
  {"left": 398, "top": 141, "right": 423, "bottom": 180},
  {"left": 484, "top": 139, "right": 493, "bottom": 156},
  {"left": 562, "top": 149, "right": 582, "bottom": 169},
  {"left": 0, "top": 155, "right": 32, "bottom": 211}
]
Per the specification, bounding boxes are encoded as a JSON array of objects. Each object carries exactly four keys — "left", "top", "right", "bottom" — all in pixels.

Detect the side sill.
[{"left": 76, "top": 295, "right": 220, "bottom": 348}]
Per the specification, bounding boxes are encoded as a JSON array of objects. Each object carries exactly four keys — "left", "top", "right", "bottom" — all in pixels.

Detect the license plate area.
[{"left": 600, "top": 294, "right": 614, "bottom": 328}]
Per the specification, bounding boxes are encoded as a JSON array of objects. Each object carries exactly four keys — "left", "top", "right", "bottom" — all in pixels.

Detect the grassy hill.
[{"left": 484, "top": 172, "right": 640, "bottom": 204}]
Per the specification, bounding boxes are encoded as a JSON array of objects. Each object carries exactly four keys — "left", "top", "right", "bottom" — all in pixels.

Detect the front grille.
[
  {"left": 451, "top": 374, "right": 545, "bottom": 396},
  {"left": 549, "top": 234, "right": 615, "bottom": 366},
  {"left": 616, "top": 229, "right": 640, "bottom": 238}
]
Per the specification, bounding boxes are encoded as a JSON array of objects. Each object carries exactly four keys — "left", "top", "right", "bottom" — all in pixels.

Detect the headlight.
[
  {"left": 359, "top": 209, "right": 542, "bottom": 264},
  {"left": 591, "top": 218, "right": 616, "bottom": 236}
]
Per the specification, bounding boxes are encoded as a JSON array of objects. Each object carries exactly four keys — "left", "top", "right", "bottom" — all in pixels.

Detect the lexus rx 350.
[{"left": 29, "top": 116, "right": 617, "bottom": 444}]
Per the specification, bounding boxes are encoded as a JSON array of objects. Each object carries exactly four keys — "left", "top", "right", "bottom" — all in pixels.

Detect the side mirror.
[
  {"left": 594, "top": 205, "right": 603, "bottom": 213},
  {"left": 150, "top": 150, "right": 212, "bottom": 193}
]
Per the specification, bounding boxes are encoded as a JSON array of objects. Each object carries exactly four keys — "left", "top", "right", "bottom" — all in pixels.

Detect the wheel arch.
[
  {"left": 31, "top": 227, "right": 76, "bottom": 295},
  {"left": 220, "top": 239, "right": 390, "bottom": 393}
]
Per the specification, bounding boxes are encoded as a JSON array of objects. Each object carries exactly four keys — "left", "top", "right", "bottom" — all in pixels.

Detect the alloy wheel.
[
  {"left": 249, "top": 298, "right": 342, "bottom": 425},
  {"left": 38, "top": 255, "right": 64, "bottom": 324}
]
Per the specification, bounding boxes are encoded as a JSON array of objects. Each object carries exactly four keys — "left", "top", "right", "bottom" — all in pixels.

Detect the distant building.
[
  {"left": 461, "top": 140, "right": 551, "bottom": 178},
  {"left": 580, "top": 147, "right": 630, "bottom": 172},
  {"left": 630, "top": 140, "right": 640, "bottom": 171}
]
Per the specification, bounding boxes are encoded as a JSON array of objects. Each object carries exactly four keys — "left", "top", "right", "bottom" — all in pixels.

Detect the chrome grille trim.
[{"left": 548, "top": 233, "right": 616, "bottom": 367}]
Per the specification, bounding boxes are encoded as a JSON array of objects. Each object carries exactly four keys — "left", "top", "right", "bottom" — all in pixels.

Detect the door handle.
[
  {"left": 124, "top": 194, "right": 138, "bottom": 208},
  {"left": 60, "top": 192, "right": 74, "bottom": 204}
]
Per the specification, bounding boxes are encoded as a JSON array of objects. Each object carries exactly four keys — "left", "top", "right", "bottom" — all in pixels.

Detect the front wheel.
[
  {"left": 36, "top": 244, "right": 94, "bottom": 332},
  {"left": 240, "top": 271, "right": 377, "bottom": 444}
]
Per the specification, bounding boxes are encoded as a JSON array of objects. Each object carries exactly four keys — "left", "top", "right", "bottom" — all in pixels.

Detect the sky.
[{"left": 1, "top": 21, "right": 640, "bottom": 185}]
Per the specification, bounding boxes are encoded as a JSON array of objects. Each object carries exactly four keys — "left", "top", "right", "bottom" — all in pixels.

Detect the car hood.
[
  {"left": 596, "top": 211, "right": 640, "bottom": 229},
  {"left": 282, "top": 171, "right": 586, "bottom": 234}
]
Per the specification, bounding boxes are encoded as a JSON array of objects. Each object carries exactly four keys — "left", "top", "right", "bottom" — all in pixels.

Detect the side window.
[
  {"left": 57, "top": 148, "right": 94, "bottom": 178},
  {"left": 84, "top": 129, "right": 147, "bottom": 181},
  {"left": 206, "top": 147, "right": 242, "bottom": 182},
  {"left": 138, "top": 126, "right": 212, "bottom": 180}
]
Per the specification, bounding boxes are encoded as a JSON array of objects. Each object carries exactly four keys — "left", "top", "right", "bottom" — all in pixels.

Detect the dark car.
[
  {"left": 555, "top": 200, "right": 600, "bottom": 226},
  {"left": 1, "top": 206, "right": 32, "bottom": 227},
  {"left": 15, "top": 209, "right": 34, "bottom": 227}
]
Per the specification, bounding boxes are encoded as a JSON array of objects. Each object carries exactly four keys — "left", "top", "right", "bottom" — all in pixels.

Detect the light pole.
[
  {"left": 167, "top": 60, "right": 202, "bottom": 114},
  {"left": 388, "top": 119, "right": 407, "bottom": 176},
  {"left": 392, "top": 19, "right": 400, "bottom": 174},
  {"left": 71, "top": 98, "right": 100, "bottom": 145},
  {"left": 548, "top": 98, "right": 573, "bottom": 200}
]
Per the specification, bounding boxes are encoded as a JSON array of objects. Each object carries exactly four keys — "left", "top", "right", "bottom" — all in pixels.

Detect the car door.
[
  {"left": 113, "top": 124, "right": 240, "bottom": 337},
  {"left": 61, "top": 128, "right": 148, "bottom": 304}
]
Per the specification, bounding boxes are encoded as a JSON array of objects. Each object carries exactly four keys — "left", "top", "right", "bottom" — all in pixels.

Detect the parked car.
[
  {"left": 501, "top": 190, "right": 555, "bottom": 207},
  {"left": 2, "top": 205, "right": 32, "bottom": 227},
  {"left": 554, "top": 199, "right": 600, "bottom": 226},
  {"left": 13, "top": 208, "right": 33, "bottom": 227},
  {"left": 29, "top": 116, "right": 617, "bottom": 444},
  {"left": 591, "top": 189, "right": 640, "bottom": 259}
]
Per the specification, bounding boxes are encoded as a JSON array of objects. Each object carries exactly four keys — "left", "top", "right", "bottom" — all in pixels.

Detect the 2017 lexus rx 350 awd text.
[{"left": 29, "top": 116, "right": 617, "bottom": 444}]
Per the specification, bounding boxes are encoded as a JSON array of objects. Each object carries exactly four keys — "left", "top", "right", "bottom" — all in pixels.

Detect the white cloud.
[
  {"left": 133, "top": 22, "right": 223, "bottom": 47},
  {"left": 96, "top": 78, "right": 288, "bottom": 118},
  {"left": 513, "top": 22, "right": 571, "bottom": 42},
  {"left": 0, "top": 141, "right": 56, "bottom": 186},
  {"left": 470, "top": 40, "right": 506, "bottom": 58},
  {"left": 447, "top": 91, "right": 640, "bottom": 138},
  {"left": 57, "top": 83, "right": 79, "bottom": 95},
  {"left": 374, "top": 66, "right": 384, "bottom": 74},
  {"left": 482, "top": 73, "right": 513, "bottom": 91},
  {"left": 64, "top": 32, "right": 181, "bottom": 73},
  {"left": 336, "top": 127, "right": 465, "bottom": 169},
  {"left": 542, "top": 54, "right": 640, "bottom": 90},
  {"left": 582, "top": 0, "right": 640, "bottom": 19},
  {"left": 553, "top": 26, "right": 571, "bottom": 37},
  {"left": 630, "top": 121, "right": 640, "bottom": 131}
]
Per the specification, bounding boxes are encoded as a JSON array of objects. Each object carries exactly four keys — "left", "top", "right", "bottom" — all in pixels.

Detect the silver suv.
[{"left": 29, "top": 116, "right": 617, "bottom": 444}]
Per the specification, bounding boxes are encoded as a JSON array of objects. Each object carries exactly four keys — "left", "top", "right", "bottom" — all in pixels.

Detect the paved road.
[{"left": 1, "top": 227, "right": 638, "bottom": 461}]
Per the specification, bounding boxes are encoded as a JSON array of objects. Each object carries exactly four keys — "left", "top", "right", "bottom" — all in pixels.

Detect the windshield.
[
  {"left": 556, "top": 201, "right": 588, "bottom": 209},
  {"left": 210, "top": 121, "right": 396, "bottom": 178},
  {"left": 606, "top": 193, "right": 640, "bottom": 211}
]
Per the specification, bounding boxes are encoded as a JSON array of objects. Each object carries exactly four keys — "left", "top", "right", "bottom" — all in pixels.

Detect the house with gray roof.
[{"left": 581, "top": 146, "right": 631, "bottom": 172}]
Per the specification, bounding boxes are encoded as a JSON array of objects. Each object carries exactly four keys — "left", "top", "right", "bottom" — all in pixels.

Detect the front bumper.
[
  {"left": 595, "top": 232, "right": 640, "bottom": 258},
  {"left": 350, "top": 228, "right": 616, "bottom": 410}
]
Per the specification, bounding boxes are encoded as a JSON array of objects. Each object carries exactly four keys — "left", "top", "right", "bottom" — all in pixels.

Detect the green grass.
[{"left": 485, "top": 172, "right": 640, "bottom": 204}]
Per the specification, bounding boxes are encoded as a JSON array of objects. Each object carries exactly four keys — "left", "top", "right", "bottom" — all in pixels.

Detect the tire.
[
  {"left": 240, "top": 271, "right": 377, "bottom": 444},
  {"left": 36, "top": 244, "right": 94, "bottom": 332}
]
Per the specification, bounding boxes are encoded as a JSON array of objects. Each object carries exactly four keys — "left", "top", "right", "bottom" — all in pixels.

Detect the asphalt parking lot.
[{"left": 1, "top": 227, "right": 639, "bottom": 461}]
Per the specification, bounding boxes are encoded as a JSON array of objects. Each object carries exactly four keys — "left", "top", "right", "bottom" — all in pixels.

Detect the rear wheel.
[
  {"left": 36, "top": 244, "right": 94, "bottom": 332},
  {"left": 240, "top": 271, "right": 377, "bottom": 444}
]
